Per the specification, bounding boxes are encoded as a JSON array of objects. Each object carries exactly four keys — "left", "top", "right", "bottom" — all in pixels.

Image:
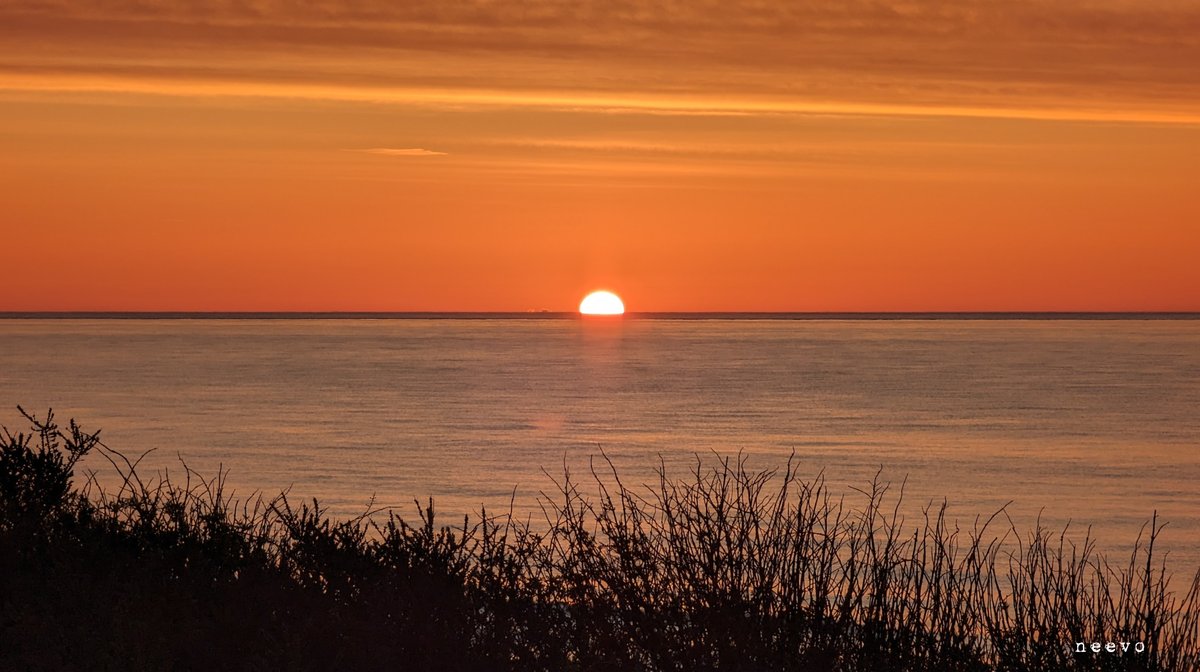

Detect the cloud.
[
  {"left": 1, "top": 1, "right": 1199, "bottom": 124},
  {"left": 356, "top": 148, "right": 446, "bottom": 157}
]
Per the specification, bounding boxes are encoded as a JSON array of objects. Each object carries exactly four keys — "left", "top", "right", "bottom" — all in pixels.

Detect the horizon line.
[{"left": 2, "top": 311, "right": 1198, "bottom": 321}]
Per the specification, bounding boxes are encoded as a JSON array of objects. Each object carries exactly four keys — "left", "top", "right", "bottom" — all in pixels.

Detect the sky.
[{"left": 2, "top": 0, "right": 1198, "bottom": 311}]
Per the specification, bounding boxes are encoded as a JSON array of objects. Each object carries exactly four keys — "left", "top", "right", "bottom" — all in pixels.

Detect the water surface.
[{"left": 1, "top": 317, "right": 1197, "bottom": 568}]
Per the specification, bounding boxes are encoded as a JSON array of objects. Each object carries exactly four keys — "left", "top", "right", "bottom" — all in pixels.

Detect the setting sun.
[{"left": 579, "top": 290, "right": 625, "bottom": 315}]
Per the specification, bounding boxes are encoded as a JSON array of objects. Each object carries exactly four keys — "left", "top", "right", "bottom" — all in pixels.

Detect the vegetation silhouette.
[{"left": 2, "top": 408, "right": 1197, "bottom": 671}]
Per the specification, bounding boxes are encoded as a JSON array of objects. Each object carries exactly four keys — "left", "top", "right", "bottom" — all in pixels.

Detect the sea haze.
[{"left": 2, "top": 317, "right": 1198, "bottom": 568}]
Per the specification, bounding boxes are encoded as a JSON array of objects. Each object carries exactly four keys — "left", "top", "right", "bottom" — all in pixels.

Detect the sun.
[{"left": 579, "top": 290, "right": 625, "bottom": 315}]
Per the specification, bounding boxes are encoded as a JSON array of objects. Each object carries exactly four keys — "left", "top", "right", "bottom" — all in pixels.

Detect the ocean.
[{"left": 2, "top": 316, "right": 1198, "bottom": 569}]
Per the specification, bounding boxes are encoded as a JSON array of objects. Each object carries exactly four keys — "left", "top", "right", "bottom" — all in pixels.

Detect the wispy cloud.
[
  {"left": 4, "top": 73, "right": 1198, "bottom": 126},
  {"left": 2, "top": 1, "right": 1199, "bottom": 124},
  {"left": 355, "top": 148, "right": 446, "bottom": 157}
]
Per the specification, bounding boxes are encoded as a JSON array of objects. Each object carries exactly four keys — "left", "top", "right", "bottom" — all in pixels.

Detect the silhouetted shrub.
[{"left": 1, "top": 409, "right": 1197, "bottom": 671}]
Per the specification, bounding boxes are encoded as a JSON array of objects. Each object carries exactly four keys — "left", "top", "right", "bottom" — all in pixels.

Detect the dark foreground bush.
[{"left": 2, "top": 409, "right": 1197, "bottom": 671}]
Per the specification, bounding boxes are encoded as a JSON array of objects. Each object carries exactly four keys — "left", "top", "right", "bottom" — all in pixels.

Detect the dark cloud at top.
[
  {"left": 5, "top": 0, "right": 1198, "bottom": 34},
  {"left": 2, "top": 0, "right": 1199, "bottom": 118}
]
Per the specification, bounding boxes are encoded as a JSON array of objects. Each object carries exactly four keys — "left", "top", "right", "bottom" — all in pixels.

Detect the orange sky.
[{"left": 2, "top": 1, "right": 1198, "bottom": 311}]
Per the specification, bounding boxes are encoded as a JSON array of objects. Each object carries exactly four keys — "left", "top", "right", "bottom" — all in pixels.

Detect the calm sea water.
[{"left": 2, "top": 317, "right": 1198, "bottom": 568}]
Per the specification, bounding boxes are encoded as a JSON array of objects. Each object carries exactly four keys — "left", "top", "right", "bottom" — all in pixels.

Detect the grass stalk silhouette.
[{"left": 2, "top": 408, "right": 1197, "bottom": 671}]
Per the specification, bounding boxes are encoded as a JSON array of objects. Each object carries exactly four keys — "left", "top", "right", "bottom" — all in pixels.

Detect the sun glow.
[{"left": 579, "top": 290, "right": 625, "bottom": 315}]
